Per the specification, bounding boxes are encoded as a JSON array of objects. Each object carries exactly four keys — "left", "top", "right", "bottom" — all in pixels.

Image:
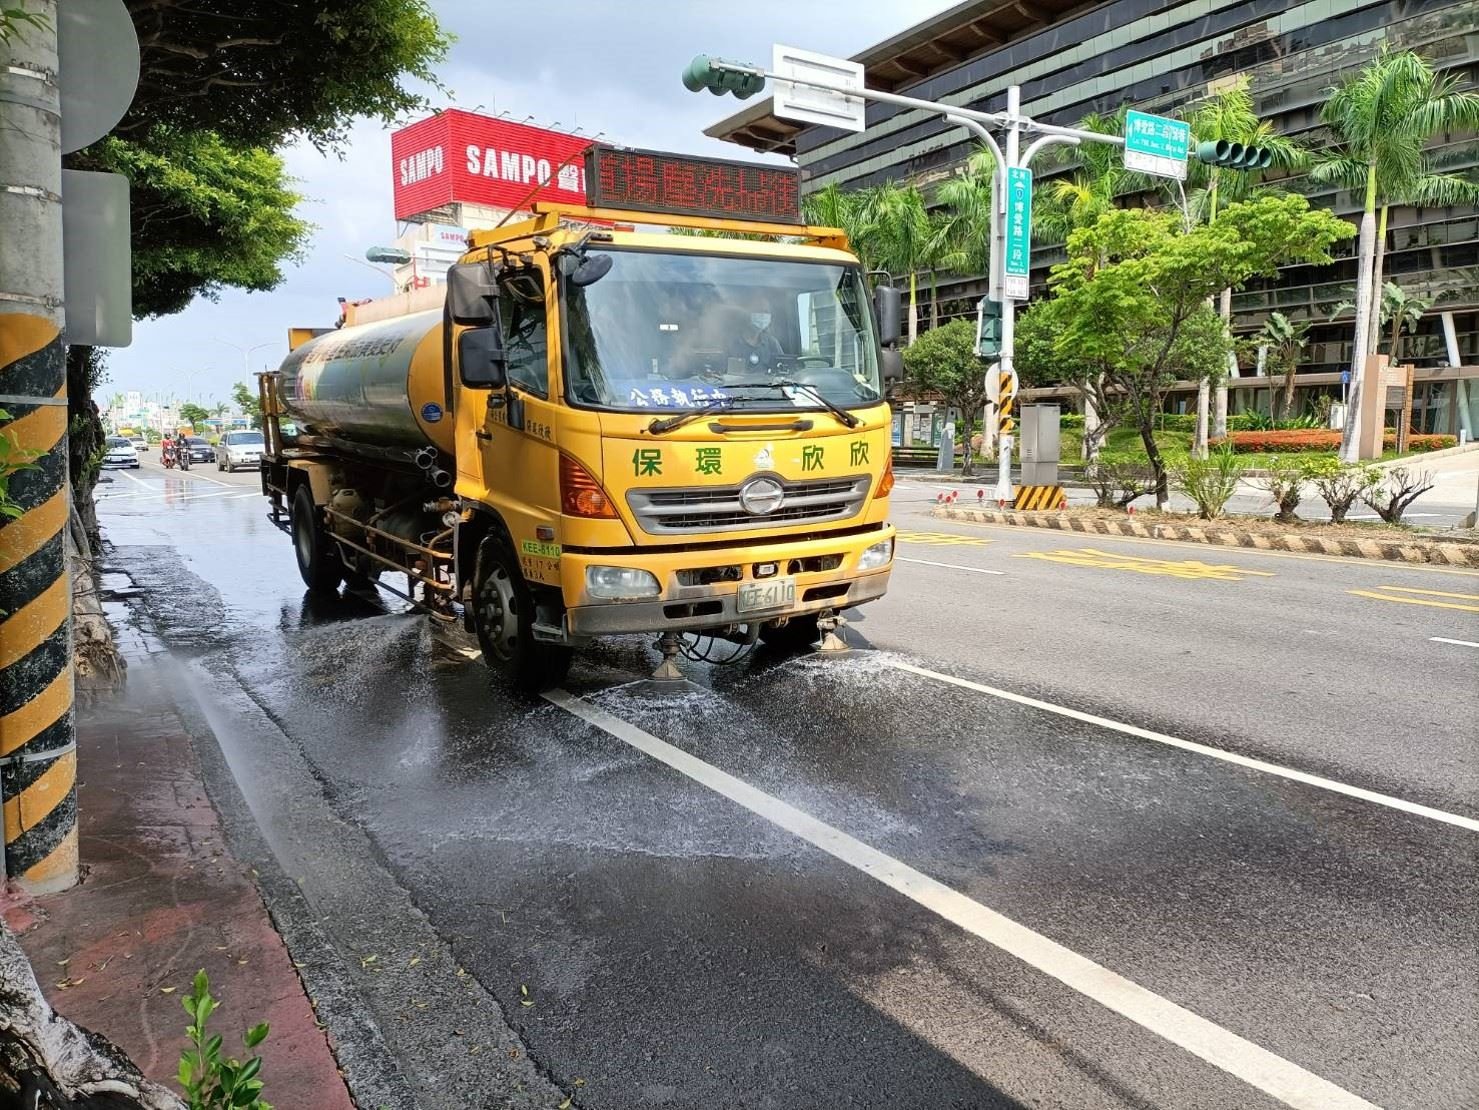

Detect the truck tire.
[
  {"left": 292, "top": 485, "right": 344, "bottom": 593},
  {"left": 758, "top": 614, "right": 820, "bottom": 651},
  {"left": 472, "top": 535, "right": 571, "bottom": 692}
]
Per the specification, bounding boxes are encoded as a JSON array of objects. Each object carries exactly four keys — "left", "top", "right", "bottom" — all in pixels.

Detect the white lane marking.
[
  {"left": 1430, "top": 637, "right": 1479, "bottom": 649},
  {"left": 545, "top": 688, "right": 1379, "bottom": 1110},
  {"left": 897, "top": 556, "right": 1006, "bottom": 576},
  {"left": 112, "top": 468, "right": 153, "bottom": 489},
  {"left": 884, "top": 659, "right": 1478, "bottom": 834}
]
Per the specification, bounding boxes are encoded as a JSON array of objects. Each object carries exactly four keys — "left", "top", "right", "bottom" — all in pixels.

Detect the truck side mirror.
[
  {"left": 874, "top": 285, "right": 902, "bottom": 347},
  {"left": 881, "top": 348, "right": 903, "bottom": 385},
  {"left": 448, "top": 262, "right": 499, "bottom": 326},
  {"left": 458, "top": 326, "right": 507, "bottom": 389}
]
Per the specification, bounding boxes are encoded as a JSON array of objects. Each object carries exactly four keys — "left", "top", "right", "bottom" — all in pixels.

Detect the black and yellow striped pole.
[
  {"left": 1, "top": 0, "right": 78, "bottom": 893},
  {"left": 993, "top": 366, "right": 1017, "bottom": 503}
]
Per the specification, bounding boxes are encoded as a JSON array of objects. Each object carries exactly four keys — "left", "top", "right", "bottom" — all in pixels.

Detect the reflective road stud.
[{"left": 1, "top": 3, "right": 78, "bottom": 893}]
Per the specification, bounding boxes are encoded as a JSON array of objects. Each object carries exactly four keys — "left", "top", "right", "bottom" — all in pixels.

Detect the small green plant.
[
  {"left": 1361, "top": 465, "right": 1435, "bottom": 525},
  {"left": 179, "top": 970, "right": 272, "bottom": 1110},
  {"left": 1305, "top": 459, "right": 1379, "bottom": 523},
  {"left": 1232, "top": 408, "right": 1275, "bottom": 432},
  {"left": 1088, "top": 456, "right": 1155, "bottom": 509},
  {"left": 0, "top": 408, "right": 42, "bottom": 520},
  {"left": 1173, "top": 448, "right": 1247, "bottom": 520},
  {"left": 1253, "top": 457, "right": 1307, "bottom": 523}
]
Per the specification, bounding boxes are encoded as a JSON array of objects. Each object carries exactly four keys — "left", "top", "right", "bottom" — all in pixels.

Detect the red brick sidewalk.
[{"left": 1, "top": 646, "right": 353, "bottom": 1109}]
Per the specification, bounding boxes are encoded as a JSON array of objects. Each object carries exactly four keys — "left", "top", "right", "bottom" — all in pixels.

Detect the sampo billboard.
[{"left": 390, "top": 109, "right": 591, "bottom": 220}]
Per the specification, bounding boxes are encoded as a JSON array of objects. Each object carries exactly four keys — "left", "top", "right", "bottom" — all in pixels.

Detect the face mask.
[{"left": 750, "top": 313, "right": 771, "bottom": 331}]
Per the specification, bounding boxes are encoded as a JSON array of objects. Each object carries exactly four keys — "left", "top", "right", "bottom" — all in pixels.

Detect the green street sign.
[
  {"left": 1003, "top": 166, "right": 1032, "bottom": 300},
  {"left": 1124, "top": 110, "right": 1190, "bottom": 180}
]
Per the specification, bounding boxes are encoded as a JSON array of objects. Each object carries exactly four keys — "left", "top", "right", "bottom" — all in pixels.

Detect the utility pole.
[{"left": 0, "top": 0, "right": 77, "bottom": 893}]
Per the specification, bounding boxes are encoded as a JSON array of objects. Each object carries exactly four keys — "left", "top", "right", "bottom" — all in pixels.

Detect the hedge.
[{"left": 1209, "top": 430, "right": 1457, "bottom": 454}]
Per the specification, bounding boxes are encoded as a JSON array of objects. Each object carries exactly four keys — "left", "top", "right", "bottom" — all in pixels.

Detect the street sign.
[
  {"left": 57, "top": 0, "right": 139, "bottom": 154},
  {"left": 771, "top": 44, "right": 867, "bottom": 133},
  {"left": 1002, "top": 167, "right": 1032, "bottom": 300},
  {"left": 1124, "top": 110, "right": 1191, "bottom": 181}
]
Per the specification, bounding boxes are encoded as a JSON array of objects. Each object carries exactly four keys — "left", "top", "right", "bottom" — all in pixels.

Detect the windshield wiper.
[
  {"left": 725, "top": 380, "right": 861, "bottom": 429},
  {"left": 646, "top": 398, "right": 735, "bottom": 435}
]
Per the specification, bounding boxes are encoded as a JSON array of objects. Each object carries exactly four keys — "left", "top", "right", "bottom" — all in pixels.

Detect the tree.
[
  {"left": 1182, "top": 77, "right": 1306, "bottom": 453},
  {"left": 869, "top": 181, "right": 944, "bottom": 344},
  {"left": 803, "top": 183, "right": 882, "bottom": 271},
  {"left": 179, "top": 403, "right": 210, "bottom": 432},
  {"left": 231, "top": 382, "right": 262, "bottom": 429},
  {"left": 900, "top": 320, "right": 989, "bottom": 475},
  {"left": 1032, "top": 196, "right": 1351, "bottom": 506},
  {"left": 935, "top": 147, "right": 995, "bottom": 279},
  {"left": 1254, "top": 311, "right": 1311, "bottom": 421},
  {"left": 1378, "top": 281, "right": 1432, "bottom": 360},
  {"left": 1015, "top": 301, "right": 1119, "bottom": 460},
  {"left": 1032, "top": 111, "right": 1130, "bottom": 245},
  {"left": 1310, "top": 47, "right": 1479, "bottom": 462}
]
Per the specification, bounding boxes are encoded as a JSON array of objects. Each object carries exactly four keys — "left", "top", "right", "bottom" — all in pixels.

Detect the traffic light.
[
  {"left": 682, "top": 55, "right": 767, "bottom": 100},
  {"left": 976, "top": 298, "right": 1003, "bottom": 358},
  {"left": 1195, "top": 140, "right": 1274, "bottom": 171}
]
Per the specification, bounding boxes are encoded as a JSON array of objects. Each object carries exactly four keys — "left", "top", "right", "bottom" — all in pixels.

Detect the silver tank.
[{"left": 277, "top": 309, "right": 454, "bottom": 454}]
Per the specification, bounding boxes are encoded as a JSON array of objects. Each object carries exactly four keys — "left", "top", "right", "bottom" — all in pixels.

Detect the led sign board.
[{"left": 584, "top": 146, "right": 801, "bottom": 223}]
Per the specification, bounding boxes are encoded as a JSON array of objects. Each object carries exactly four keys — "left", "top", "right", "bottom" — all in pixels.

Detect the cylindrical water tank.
[{"left": 277, "top": 309, "right": 455, "bottom": 456}]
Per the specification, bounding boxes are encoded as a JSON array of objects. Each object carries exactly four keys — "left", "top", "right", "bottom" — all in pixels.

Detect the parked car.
[
  {"left": 102, "top": 435, "right": 140, "bottom": 469},
  {"left": 130, "top": 437, "right": 148, "bottom": 452},
  {"left": 215, "top": 429, "right": 265, "bottom": 472},
  {"left": 183, "top": 436, "right": 214, "bottom": 464}
]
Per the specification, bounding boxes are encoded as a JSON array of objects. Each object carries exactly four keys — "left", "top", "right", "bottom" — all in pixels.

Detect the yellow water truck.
[{"left": 259, "top": 149, "right": 900, "bottom": 689}]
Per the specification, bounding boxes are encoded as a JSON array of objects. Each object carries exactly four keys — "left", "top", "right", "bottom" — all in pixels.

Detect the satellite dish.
[{"left": 58, "top": 0, "right": 140, "bottom": 154}]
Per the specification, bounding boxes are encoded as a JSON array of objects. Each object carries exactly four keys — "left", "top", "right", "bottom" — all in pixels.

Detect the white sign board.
[{"left": 771, "top": 44, "right": 866, "bottom": 133}]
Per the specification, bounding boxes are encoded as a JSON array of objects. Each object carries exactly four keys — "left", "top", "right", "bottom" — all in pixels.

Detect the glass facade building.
[{"left": 711, "top": 0, "right": 1478, "bottom": 436}]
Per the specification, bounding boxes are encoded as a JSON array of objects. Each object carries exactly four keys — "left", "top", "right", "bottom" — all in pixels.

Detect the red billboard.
[{"left": 390, "top": 109, "right": 591, "bottom": 221}]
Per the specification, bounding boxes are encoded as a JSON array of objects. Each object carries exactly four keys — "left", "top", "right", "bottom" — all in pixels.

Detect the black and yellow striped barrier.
[
  {"left": 997, "top": 368, "right": 1016, "bottom": 435},
  {"left": 0, "top": 311, "right": 77, "bottom": 893},
  {"left": 1013, "top": 485, "right": 1066, "bottom": 511}
]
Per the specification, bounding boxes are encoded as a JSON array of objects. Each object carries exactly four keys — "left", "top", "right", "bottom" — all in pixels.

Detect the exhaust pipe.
[
  {"left": 414, "top": 447, "right": 438, "bottom": 471},
  {"left": 429, "top": 467, "right": 453, "bottom": 489}
]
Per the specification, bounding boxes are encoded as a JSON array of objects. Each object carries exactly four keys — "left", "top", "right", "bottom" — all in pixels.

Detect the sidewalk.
[{"left": 0, "top": 617, "right": 353, "bottom": 1108}]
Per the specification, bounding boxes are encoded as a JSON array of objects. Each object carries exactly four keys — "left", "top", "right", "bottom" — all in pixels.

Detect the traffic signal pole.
[{"left": 686, "top": 56, "right": 1125, "bottom": 500}]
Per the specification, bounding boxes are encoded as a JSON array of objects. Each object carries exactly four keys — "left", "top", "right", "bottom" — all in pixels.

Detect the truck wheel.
[
  {"left": 472, "top": 535, "right": 571, "bottom": 692},
  {"left": 758, "top": 614, "right": 820, "bottom": 651},
  {"left": 292, "top": 485, "right": 343, "bottom": 593}
]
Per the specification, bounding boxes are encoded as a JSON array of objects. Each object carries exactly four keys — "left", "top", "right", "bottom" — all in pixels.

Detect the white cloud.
[{"left": 105, "top": 1, "right": 954, "bottom": 401}]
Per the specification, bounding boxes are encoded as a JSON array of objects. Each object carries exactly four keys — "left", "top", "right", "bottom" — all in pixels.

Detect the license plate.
[{"left": 737, "top": 576, "right": 796, "bottom": 615}]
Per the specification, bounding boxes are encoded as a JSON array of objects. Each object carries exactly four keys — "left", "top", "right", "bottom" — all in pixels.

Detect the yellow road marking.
[
  {"left": 1349, "top": 589, "right": 1479, "bottom": 613},
  {"left": 896, "top": 530, "right": 992, "bottom": 547},
  {"left": 1016, "top": 547, "right": 1275, "bottom": 582},
  {"left": 1372, "top": 586, "right": 1479, "bottom": 602}
]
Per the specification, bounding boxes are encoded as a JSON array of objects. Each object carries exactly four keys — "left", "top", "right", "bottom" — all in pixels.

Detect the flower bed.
[{"left": 1209, "top": 430, "right": 1456, "bottom": 454}]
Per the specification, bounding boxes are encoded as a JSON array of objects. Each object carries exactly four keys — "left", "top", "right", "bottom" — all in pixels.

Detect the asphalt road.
[{"left": 96, "top": 458, "right": 1478, "bottom": 1110}]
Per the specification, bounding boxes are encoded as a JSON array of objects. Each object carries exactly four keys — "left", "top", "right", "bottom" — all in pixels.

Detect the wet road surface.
[{"left": 96, "top": 460, "right": 1478, "bottom": 1109}]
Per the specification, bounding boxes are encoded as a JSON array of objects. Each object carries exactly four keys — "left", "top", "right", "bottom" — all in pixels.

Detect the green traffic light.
[
  {"left": 681, "top": 53, "right": 766, "bottom": 99},
  {"left": 1195, "top": 138, "right": 1274, "bottom": 171}
]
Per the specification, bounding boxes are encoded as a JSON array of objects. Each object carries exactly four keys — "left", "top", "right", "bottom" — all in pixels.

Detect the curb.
[{"left": 930, "top": 506, "right": 1479, "bottom": 568}]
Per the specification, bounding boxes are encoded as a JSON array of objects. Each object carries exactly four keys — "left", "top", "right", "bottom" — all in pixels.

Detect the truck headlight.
[
  {"left": 586, "top": 566, "right": 661, "bottom": 599},
  {"left": 858, "top": 539, "right": 893, "bottom": 570}
]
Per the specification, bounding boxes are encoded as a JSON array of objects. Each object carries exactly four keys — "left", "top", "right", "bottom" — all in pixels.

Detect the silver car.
[
  {"left": 215, "top": 429, "right": 265, "bottom": 472},
  {"left": 102, "top": 435, "right": 140, "bottom": 469}
]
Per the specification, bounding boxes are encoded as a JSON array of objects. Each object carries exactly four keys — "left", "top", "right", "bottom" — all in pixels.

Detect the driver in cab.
[{"left": 727, "top": 298, "right": 784, "bottom": 372}]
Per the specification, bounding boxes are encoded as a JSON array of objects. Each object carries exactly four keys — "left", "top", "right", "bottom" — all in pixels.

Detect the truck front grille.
[{"left": 629, "top": 475, "right": 871, "bottom": 534}]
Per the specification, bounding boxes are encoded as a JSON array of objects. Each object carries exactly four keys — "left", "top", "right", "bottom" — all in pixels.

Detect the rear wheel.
[
  {"left": 472, "top": 535, "right": 571, "bottom": 692},
  {"left": 758, "top": 614, "right": 820, "bottom": 651},
  {"left": 292, "top": 485, "right": 343, "bottom": 593}
]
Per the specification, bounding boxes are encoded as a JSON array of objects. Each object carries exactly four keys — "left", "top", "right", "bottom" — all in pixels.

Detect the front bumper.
[{"left": 562, "top": 525, "right": 895, "bottom": 637}]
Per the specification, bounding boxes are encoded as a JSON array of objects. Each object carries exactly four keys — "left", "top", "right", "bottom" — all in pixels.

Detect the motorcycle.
[
  {"left": 161, "top": 442, "right": 177, "bottom": 469},
  {"left": 178, "top": 442, "right": 191, "bottom": 470}
]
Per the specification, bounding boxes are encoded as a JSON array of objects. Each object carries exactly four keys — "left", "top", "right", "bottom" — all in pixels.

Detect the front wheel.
[
  {"left": 291, "top": 485, "right": 343, "bottom": 592},
  {"left": 472, "top": 535, "right": 571, "bottom": 692}
]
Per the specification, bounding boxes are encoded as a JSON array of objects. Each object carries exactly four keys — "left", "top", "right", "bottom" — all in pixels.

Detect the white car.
[
  {"left": 102, "top": 435, "right": 139, "bottom": 469},
  {"left": 216, "top": 429, "right": 265, "bottom": 472},
  {"left": 130, "top": 437, "right": 148, "bottom": 452}
]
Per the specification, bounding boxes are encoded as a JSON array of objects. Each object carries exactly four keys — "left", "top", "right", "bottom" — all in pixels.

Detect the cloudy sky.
[{"left": 106, "top": 0, "right": 954, "bottom": 404}]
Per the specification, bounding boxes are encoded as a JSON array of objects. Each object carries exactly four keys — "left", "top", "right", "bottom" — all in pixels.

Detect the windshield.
[
  {"left": 563, "top": 249, "right": 882, "bottom": 413},
  {"left": 106, "top": 437, "right": 129, "bottom": 447},
  {"left": 225, "top": 431, "right": 263, "bottom": 445}
]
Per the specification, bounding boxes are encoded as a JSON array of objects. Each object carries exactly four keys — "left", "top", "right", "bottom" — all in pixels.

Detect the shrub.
[
  {"left": 1252, "top": 457, "right": 1307, "bottom": 523},
  {"left": 1209, "top": 430, "right": 1456, "bottom": 454},
  {"left": 1173, "top": 448, "right": 1247, "bottom": 520},
  {"left": 1228, "top": 410, "right": 1275, "bottom": 432},
  {"left": 1156, "top": 413, "right": 1198, "bottom": 432},
  {"left": 179, "top": 970, "right": 271, "bottom": 1110},
  {"left": 1088, "top": 456, "right": 1155, "bottom": 509},
  {"left": 1304, "top": 459, "right": 1378, "bottom": 523},
  {"left": 1361, "top": 466, "right": 1436, "bottom": 524},
  {"left": 1059, "top": 413, "right": 1085, "bottom": 429}
]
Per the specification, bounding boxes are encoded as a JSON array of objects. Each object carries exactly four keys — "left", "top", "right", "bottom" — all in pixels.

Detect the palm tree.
[
  {"left": 1032, "top": 112, "right": 1128, "bottom": 246},
  {"left": 1375, "top": 281, "right": 1434, "bottom": 361},
  {"left": 935, "top": 146, "right": 996, "bottom": 278},
  {"left": 1311, "top": 47, "right": 1479, "bottom": 462},
  {"left": 869, "top": 181, "right": 937, "bottom": 345},
  {"left": 1182, "top": 77, "right": 1307, "bottom": 455},
  {"left": 802, "top": 183, "right": 882, "bottom": 270},
  {"left": 1255, "top": 311, "right": 1311, "bottom": 421}
]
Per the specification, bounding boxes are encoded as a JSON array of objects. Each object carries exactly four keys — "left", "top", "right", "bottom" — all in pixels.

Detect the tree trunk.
[
  {"left": 1283, "top": 361, "right": 1298, "bottom": 422},
  {"left": 1193, "top": 378, "right": 1210, "bottom": 459},
  {"left": 1139, "top": 417, "right": 1169, "bottom": 509},
  {"left": 1340, "top": 171, "right": 1379, "bottom": 464},
  {"left": 1213, "top": 287, "right": 1233, "bottom": 441},
  {"left": 1, "top": 923, "right": 186, "bottom": 1108},
  {"left": 1366, "top": 204, "right": 1389, "bottom": 356},
  {"left": 929, "top": 270, "right": 939, "bottom": 330},
  {"left": 907, "top": 271, "right": 918, "bottom": 345}
]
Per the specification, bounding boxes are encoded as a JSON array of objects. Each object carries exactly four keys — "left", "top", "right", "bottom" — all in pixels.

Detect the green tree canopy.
[
  {"left": 231, "top": 382, "right": 262, "bottom": 429},
  {"left": 178, "top": 402, "right": 210, "bottom": 431},
  {"left": 900, "top": 319, "right": 989, "bottom": 473}
]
